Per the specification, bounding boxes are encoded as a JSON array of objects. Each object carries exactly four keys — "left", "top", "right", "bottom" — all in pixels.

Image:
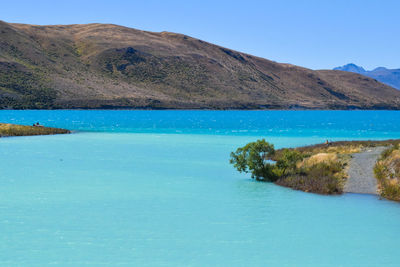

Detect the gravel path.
[{"left": 344, "top": 146, "right": 386, "bottom": 194}]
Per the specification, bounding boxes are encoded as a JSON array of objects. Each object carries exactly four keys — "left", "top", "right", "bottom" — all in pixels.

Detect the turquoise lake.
[{"left": 1, "top": 110, "right": 400, "bottom": 266}]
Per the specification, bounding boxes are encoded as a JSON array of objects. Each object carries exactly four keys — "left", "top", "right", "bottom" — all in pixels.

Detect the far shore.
[{"left": 0, "top": 123, "right": 71, "bottom": 137}]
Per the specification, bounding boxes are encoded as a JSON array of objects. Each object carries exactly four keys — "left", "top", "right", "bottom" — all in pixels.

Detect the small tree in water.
[{"left": 229, "top": 139, "right": 277, "bottom": 181}]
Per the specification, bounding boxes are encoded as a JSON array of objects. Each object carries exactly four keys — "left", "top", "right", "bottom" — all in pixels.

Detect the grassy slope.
[
  {"left": 374, "top": 145, "right": 400, "bottom": 201},
  {"left": 1, "top": 20, "right": 400, "bottom": 109},
  {"left": 0, "top": 123, "right": 70, "bottom": 136}
]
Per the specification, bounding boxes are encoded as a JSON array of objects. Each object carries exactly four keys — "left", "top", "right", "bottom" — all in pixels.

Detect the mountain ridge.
[
  {"left": 334, "top": 63, "right": 400, "bottom": 90},
  {"left": 1, "top": 21, "right": 400, "bottom": 109}
]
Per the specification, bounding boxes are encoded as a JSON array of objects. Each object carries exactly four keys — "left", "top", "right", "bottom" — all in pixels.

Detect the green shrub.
[
  {"left": 301, "top": 161, "right": 342, "bottom": 177},
  {"left": 374, "top": 163, "right": 386, "bottom": 181},
  {"left": 374, "top": 146, "right": 400, "bottom": 201},
  {"left": 276, "top": 149, "right": 303, "bottom": 175},
  {"left": 277, "top": 162, "right": 343, "bottom": 194},
  {"left": 380, "top": 147, "right": 395, "bottom": 160},
  {"left": 381, "top": 183, "right": 400, "bottom": 201},
  {"left": 229, "top": 139, "right": 277, "bottom": 181}
]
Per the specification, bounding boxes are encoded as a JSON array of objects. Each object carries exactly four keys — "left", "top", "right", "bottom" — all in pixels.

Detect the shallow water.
[{"left": 0, "top": 111, "right": 400, "bottom": 266}]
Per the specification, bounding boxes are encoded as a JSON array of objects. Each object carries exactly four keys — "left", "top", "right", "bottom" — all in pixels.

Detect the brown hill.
[{"left": 1, "top": 20, "right": 400, "bottom": 109}]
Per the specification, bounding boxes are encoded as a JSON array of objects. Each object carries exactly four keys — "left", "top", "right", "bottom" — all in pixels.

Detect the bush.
[
  {"left": 229, "top": 139, "right": 277, "bottom": 181},
  {"left": 380, "top": 147, "right": 395, "bottom": 160},
  {"left": 276, "top": 149, "right": 303, "bottom": 175},
  {"left": 374, "top": 146, "right": 400, "bottom": 201},
  {"left": 276, "top": 162, "right": 343, "bottom": 194},
  {"left": 374, "top": 163, "right": 386, "bottom": 181},
  {"left": 381, "top": 183, "right": 400, "bottom": 201}
]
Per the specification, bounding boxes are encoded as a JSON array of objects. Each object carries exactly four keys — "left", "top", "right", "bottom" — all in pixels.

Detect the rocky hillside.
[
  {"left": 334, "top": 63, "right": 400, "bottom": 90},
  {"left": 1, "top": 21, "right": 400, "bottom": 109}
]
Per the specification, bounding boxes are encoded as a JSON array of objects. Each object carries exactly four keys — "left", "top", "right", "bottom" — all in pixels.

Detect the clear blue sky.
[{"left": 1, "top": 0, "right": 399, "bottom": 70}]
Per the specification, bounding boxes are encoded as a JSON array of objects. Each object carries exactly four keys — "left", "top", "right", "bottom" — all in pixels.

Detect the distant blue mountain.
[
  {"left": 334, "top": 63, "right": 400, "bottom": 90},
  {"left": 334, "top": 63, "right": 366, "bottom": 74}
]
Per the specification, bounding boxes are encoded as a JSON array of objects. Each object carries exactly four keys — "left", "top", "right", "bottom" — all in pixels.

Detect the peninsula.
[
  {"left": 230, "top": 139, "right": 400, "bottom": 201},
  {"left": 0, "top": 123, "right": 70, "bottom": 137}
]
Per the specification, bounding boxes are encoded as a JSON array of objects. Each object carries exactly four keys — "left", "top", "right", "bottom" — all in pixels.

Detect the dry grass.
[
  {"left": 0, "top": 123, "right": 70, "bottom": 137},
  {"left": 325, "top": 145, "right": 361, "bottom": 154},
  {"left": 276, "top": 161, "right": 345, "bottom": 194},
  {"left": 284, "top": 140, "right": 400, "bottom": 158},
  {"left": 299, "top": 152, "right": 338, "bottom": 168},
  {"left": 374, "top": 146, "right": 400, "bottom": 201},
  {"left": 301, "top": 144, "right": 362, "bottom": 155},
  {"left": 274, "top": 145, "right": 353, "bottom": 194}
]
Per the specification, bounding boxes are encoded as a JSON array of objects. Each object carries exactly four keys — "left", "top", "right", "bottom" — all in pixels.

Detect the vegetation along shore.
[
  {"left": 230, "top": 139, "right": 400, "bottom": 201},
  {"left": 374, "top": 144, "right": 400, "bottom": 201},
  {"left": 0, "top": 123, "right": 70, "bottom": 137}
]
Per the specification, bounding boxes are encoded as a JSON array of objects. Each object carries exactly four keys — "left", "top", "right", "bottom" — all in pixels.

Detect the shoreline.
[
  {"left": 231, "top": 139, "right": 400, "bottom": 201},
  {"left": 2, "top": 122, "right": 398, "bottom": 201},
  {"left": 1, "top": 108, "right": 400, "bottom": 111},
  {"left": 276, "top": 140, "right": 400, "bottom": 200},
  {"left": 0, "top": 123, "right": 71, "bottom": 137}
]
